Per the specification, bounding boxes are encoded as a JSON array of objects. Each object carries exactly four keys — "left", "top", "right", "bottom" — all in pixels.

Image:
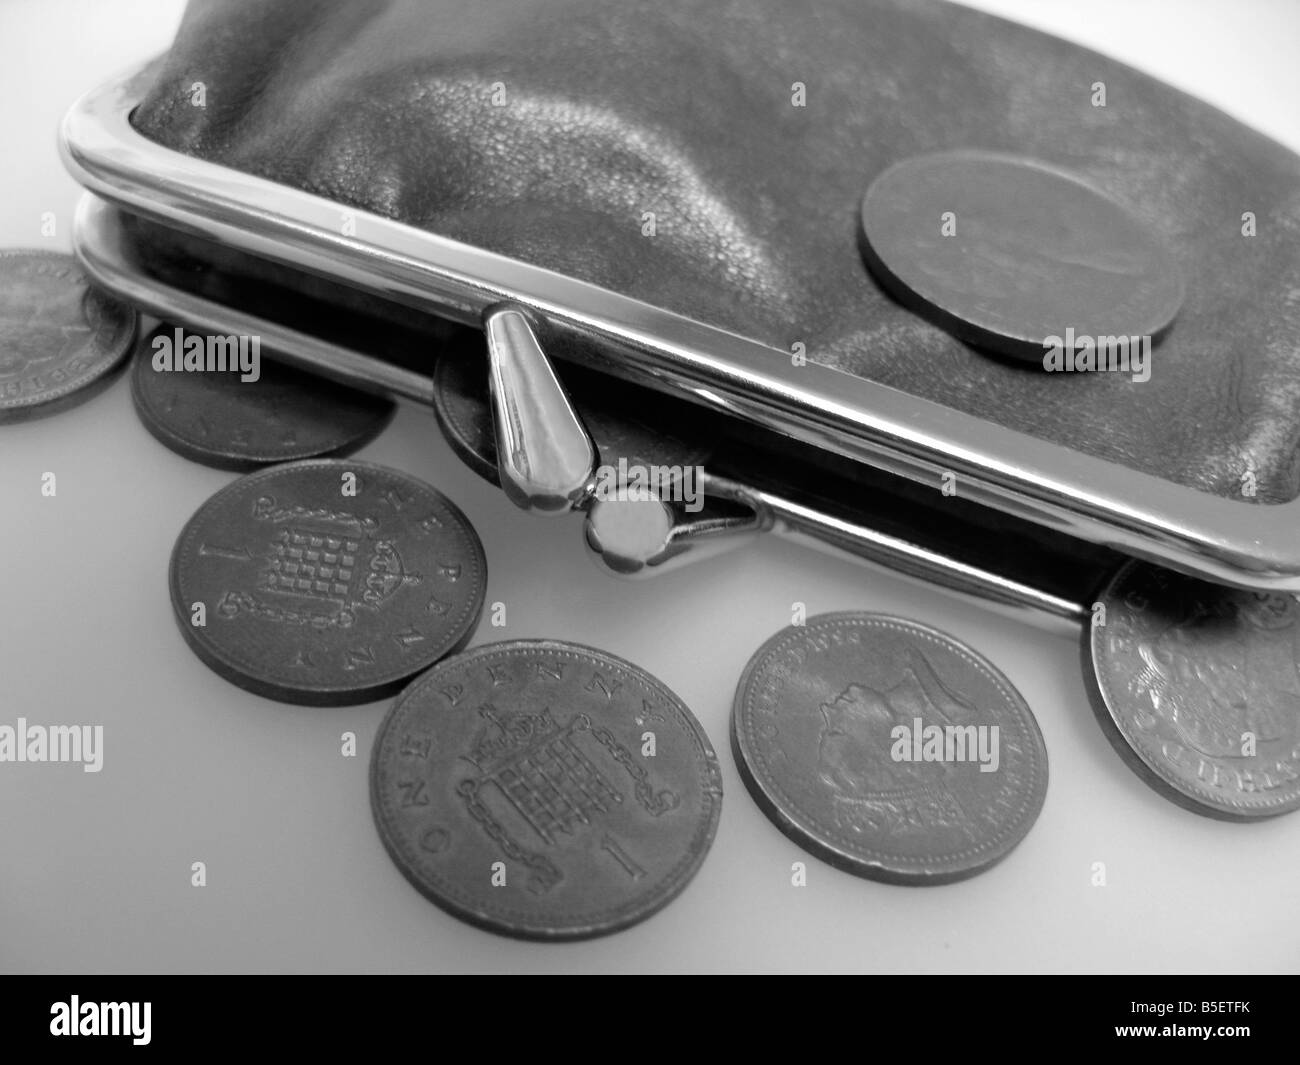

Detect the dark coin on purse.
[
  {"left": 859, "top": 150, "right": 1184, "bottom": 361},
  {"left": 1085, "top": 560, "right": 1300, "bottom": 820},
  {"left": 370, "top": 639, "right": 723, "bottom": 940},
  {"left": 169, "top": 459, "right": 486, "bottom": 706},
  {"left": 732, "top": 612, "right": 1048, "bottom": 885},
  {"left": 131, "top": 325, "right": 395, "bottom": 470},
  {"left": 432, "top": 338, "right": 710, "bottom": 485},
  {"left": 0, "top": 249, "right": 137, "bottom": 422}
]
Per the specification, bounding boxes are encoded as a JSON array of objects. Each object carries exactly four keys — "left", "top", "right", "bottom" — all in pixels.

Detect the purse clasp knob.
[{"left": 484, "top": 303, "right": 598, "bottom": 513}]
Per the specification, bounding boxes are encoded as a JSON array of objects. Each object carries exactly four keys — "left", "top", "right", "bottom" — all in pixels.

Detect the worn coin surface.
[
  {"left": 0, "top": 250, "right": 137, "bottom": 422},
  {"left": 131, "top": 325, "right": 395, "bottom": 470},
  {"left": 859, "top": 151, "right": 1183, "bottom": 361},
  {"left": 733, "top": 612, "right": 1048, "bottom": 884},
  {"left": 169, "top": 459, "right": 486, "bottom": 705},
  {"left": 371, "top": 639, "right": 723, "bottom": 940},
  {"left": 1085, "top": 560, "right": 1300, "bottom": 820},
  {"left": 433, "top": 339, "right": 709, "bottom": 486}
]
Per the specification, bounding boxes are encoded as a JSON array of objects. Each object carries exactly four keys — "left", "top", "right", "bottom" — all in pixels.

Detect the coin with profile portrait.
[{"left": 732, "top": 612, "right": 1048, "bottom": 885}]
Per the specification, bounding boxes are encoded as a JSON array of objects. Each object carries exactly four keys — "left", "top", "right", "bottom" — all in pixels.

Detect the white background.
[{"left": 1, "top": 0, "right": 1298, "bottom": 973}]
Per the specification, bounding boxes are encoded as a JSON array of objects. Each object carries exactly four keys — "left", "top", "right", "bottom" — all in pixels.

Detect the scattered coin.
[
  {"left": 130, "top": 324, "right": 395, "bottom": 470},
  {"left": 169, "top": 459, "right": 486, "bottom": 706},
  {"left": 1084, "top": 560, "right": 1300, "bottom": 820},
  {"left": 732, "top": 612, "right": 1048, "bottom": 885},
  {"left": 0, "top": 249, "right": 137, "bottom": 422},
  {"left": 859, "top": 150, "right": 1184, "bottom": 361},
  {"left": 432, "top": 337, "right": 710, "bottom": 486},
  {"left": 370, "top": 639, "right": 723, "bottom": 940}
]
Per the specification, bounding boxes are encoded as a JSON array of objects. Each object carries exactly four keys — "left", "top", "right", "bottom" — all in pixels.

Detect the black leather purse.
[{"left": 60, "top": 0, "right": 1300, "bottom": 628}]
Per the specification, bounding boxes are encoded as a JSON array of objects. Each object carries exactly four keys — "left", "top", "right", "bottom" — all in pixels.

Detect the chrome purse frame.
[{"left": 58, "top": 63, "right": 1300, "bottom": 636}]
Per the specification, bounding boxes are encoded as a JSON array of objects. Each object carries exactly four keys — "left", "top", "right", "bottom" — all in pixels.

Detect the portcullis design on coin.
[
  {"left": 732, "top": 612, "right": 1048, "bottom": 885},
  {"left": 371, "top": 640, "right": 723, "bottom": 940},
  {"left": 1085, "top": 561, "right": 1300, "bottom": 820},
  {"left": 859, "top": 151, "right": 1183, "bottom": 361},
  {"left": 131, "top": 325, "right": 395, "bottom": 470},
  {"left": 169, "top": 459, "right": 486, "bottom": 705},
  {"left": 0, "top": 250, "right": 137, "bottom": 422}
]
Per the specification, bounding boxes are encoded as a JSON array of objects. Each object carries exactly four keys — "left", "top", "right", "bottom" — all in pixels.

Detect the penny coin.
[
  {"left": 1085, "top": 560, "right": 1300, "bottom": 820},
  {"left": 370, "top": 639, "right": 723, "bottom": 940},
  {"left": 131, "top": 324, "right": 395, "bottom": 470},
  {"left": 433, "top": 338, "right": 710, "bottom": 486},
  {"left": 169, "top": 459, "right": 486, "bottom": 706},
  {"left": 732, "top": 612, "right": 1048, "bottom": 885},
  {"left": 859, "top": 151, "right": 1184, "bottom": 361},
  {"left": 0, "top": 249, "right": 137, "bottom": 422}
]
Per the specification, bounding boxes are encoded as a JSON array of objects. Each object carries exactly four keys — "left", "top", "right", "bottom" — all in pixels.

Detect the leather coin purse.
[{"left": 59, "top": 0, "right": 1300, "bottom": 633}]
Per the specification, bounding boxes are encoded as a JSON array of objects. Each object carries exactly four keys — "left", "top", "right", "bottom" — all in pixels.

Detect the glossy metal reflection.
[
  {"left": 484, "top": 304, "right": 597, "bottom": 514},
  {"left": 583, "top": 476, "right": 763, "bottom": 578},
  {"left": 59, "top": 63, "right": 1300, "bottom": 591},
  {"left": 74, "top": 195, "right": 1093, "bottom": 634}
]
